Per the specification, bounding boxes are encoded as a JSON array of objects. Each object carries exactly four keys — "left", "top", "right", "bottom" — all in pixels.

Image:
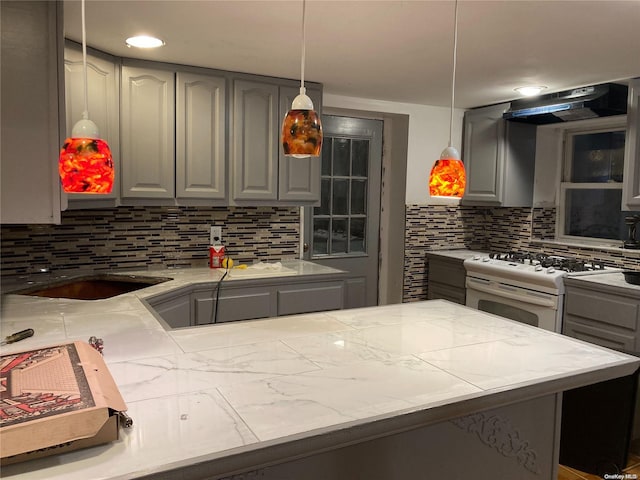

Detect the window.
[
  {"left": 558, "top": 120, "right": 639, "bottom": 244},
  {"left": 312, "top": 136, "right": 369, "bottom": 257}
]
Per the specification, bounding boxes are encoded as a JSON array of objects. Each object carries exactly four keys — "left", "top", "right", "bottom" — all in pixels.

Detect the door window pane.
[
  {"left": 321, "top": 138, "right": 332, "bottom": 176},
  {"left": 352, "top": 140, "right": 369, "bottom": 177},
  {"left": 333, "top": 138, "right": 350, "bottom": 176},
  {"left": 331, "top": 219, "right": 348, "bottom": 254},
  {"left": 564, "top": 188, "right": 627, "bottom": 240},
  {"left": 313, "top": 218, "right": 330, "bottom": 255},
  {"left": 315, "top": 178, "right": 331, "bottom": 216},
  {"left": 351, "top": 179, "right": 366, "bottom": 214},
  {"left": 311, "top": 132, "right": 371, "bottom": 258},
  {"left": 569, "top": 131, "right": 625, "bottom": 183},
  {"left": 350, "top": 218, "right": 366, "bottom": 253},
  {"left": 332, "top": 179, "right": 349, "bottom": 215}
]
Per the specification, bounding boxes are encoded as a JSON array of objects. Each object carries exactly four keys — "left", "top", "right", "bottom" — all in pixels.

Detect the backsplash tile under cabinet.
[
  {"left": 405, "top": 205, "right": 640, "bottom": 303},
  {"left": 0, "top": 206, "right": 300, "bottom": 276}
]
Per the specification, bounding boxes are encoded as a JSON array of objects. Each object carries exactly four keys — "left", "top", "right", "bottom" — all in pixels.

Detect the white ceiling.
[{"left": 63, "top": 0, "right": 640, "bottom": 109}]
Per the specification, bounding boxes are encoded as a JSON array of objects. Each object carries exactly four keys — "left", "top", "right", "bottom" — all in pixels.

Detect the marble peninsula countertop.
[{"left": 1, "top": 262, "right": 638, "bottom": 480}]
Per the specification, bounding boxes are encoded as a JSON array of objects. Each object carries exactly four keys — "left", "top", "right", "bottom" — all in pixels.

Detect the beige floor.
[{"left": 558, "top": 453, "right": 640, "bottom": 479}]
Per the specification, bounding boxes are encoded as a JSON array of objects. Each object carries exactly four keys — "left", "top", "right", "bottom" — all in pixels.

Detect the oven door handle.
[{"left": 465, "top": 278, "right": 557, "bottom": 308}]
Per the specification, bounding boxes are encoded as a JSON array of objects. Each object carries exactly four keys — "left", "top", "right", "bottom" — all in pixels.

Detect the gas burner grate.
[{"left": 488, "top": 251, "right": 607, "bottom": 272}]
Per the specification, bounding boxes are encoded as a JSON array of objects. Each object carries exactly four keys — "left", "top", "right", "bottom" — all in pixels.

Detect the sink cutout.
[{"left": 14, "top": 274, "right": 172, "bottom": 300}]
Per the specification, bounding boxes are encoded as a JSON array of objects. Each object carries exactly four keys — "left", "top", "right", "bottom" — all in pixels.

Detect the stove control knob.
[
  {"left": 535, "top": 265, "right": 543, "bottom": 272},
  {"left": 532, "top": 260, "right": 540, "bottom": 266},
  {"left": 482, "top": 257, "right": 490, "bottom": 262},
  {"left": 473, "top": 255, "right": 481, "bottom": 261},
  {"left": 546, "top": 267, "right": 556, "bottom": 274}
]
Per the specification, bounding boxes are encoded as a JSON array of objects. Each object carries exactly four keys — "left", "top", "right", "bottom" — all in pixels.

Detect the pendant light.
[
  {"left": 429, "top": 0, "right": 466, "bottom": 198},
  {"left": 59, "top": 0, "right": 114, "bottom": 194},
  {"left": 281, "top": 0, "right": 322, "bottom": 158}
]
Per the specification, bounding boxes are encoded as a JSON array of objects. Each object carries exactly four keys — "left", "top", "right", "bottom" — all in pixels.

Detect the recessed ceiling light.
[
  {"left": 515, "top": 86, "right": 548, "bottom": 97},
  {"left": 125, "top": 35, "right": 165, "bottom": 49}
]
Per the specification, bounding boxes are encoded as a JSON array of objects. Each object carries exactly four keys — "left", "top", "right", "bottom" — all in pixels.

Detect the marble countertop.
[
  {"left": 565, "top": 271, "right": 640, "bottom": 297},
  {"left": 426, "top": 249, "right": 487, "bottom": 261},
  {"left": 1, "top": 267, "right": 638, "bottom": 479}
]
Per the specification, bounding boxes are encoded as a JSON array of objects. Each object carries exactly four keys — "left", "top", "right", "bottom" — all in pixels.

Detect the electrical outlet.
[{"left": 210, "top": 226, "right": 222, "bottom": 245}]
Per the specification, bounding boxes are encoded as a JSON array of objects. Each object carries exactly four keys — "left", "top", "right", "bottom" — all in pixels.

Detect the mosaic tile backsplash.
[
  {"left": 0, "top": 206, "right": 300, "bottom": 276},
  {"left": 2, "top": 204, "right": 639, "bottom": 302},
  {"left": 403, "top": 205, "right": 640, "bottom": 302}
]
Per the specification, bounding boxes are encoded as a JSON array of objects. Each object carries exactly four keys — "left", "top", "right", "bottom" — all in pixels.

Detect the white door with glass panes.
[
  {"left": 558, "top": 117, "right": 640, "bottom": 244},
  {"left": 304, "top": 116, "right": 383, "bottom": 308}
]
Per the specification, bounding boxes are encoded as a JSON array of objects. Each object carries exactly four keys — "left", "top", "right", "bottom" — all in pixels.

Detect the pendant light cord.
[
  {"left": 81, "top": 0, "right": 89, "bottom": 120},
  {"left": 448, "top": 0, "right": 459, "bottom": 148},
  {"left": 299, "top": 0, "right": 306, "bottom": 94}
]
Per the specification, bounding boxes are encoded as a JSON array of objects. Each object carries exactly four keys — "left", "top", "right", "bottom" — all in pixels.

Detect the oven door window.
[{"left": 477, "top": 300, "right": 539, "bottom": 327}]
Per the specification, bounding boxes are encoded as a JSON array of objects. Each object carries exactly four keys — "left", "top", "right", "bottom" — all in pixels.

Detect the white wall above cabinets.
[
  {"left": 460, "top": 103, "right": 536, "bottom": 207},
  {"left": 1, "top": 1, "right": 63, "bottom": 224},
  {"left": 622, "top": 78, "right": 640, "bottom": 211}
]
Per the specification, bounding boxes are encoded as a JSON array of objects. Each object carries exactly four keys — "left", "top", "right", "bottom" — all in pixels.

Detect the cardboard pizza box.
[{"left": 0, "top": 340, "right": 127, "bottom": 465}]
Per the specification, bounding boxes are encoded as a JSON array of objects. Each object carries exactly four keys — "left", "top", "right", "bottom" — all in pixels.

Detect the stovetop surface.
[{"left": 463, "top": 251, "right": 619, "bottom": 293}]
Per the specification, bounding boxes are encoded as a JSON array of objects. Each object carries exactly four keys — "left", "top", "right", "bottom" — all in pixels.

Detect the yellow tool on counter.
[{"left": 221, "top": 257, "right": 248, "bottom": 270}]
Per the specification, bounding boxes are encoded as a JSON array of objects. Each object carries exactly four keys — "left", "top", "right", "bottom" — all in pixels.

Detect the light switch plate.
[{"left": 210, "top": 226, "right": 222, "bottom": 245}]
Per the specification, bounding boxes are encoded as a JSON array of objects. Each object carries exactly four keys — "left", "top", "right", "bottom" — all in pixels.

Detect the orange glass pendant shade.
[
  {"left": 282, "top": 108, "right": 323, "bottom": 157},
  {"left": 429, "top": 148, "right": 466, "bottom": 198},
  {"left": 59, "top": 137, "right": 114, "bottom": 193}
]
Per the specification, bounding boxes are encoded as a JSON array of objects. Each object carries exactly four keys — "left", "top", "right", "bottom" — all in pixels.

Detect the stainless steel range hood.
[{"left": 503, "top": 83, "right": 628, "bottom": 124}]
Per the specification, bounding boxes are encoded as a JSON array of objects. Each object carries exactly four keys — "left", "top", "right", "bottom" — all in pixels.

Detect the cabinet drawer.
[
  {"left": 565, "top": 290, "right": 638, "bottom": 331},
  {"left": 563, "top": 317, "right": 636, "bottom": 352},
  {"left": 193, "top": 290, "right": 274, "bottom": 324},
  {"left": 277, "top": 282, "right": 344, "bottom": 316}
]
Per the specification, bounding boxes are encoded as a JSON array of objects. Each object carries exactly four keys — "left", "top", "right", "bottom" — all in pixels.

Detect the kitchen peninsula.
[{"left": 0, "top": 265, "right": 638, "bottom": 480}]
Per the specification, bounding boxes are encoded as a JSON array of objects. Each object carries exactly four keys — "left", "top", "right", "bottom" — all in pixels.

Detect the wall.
[
  {"left": 323, "top": 93, "right": 464, "bottom": 206},
  {"left": 0, "top": 206, "right": 299, "bottom": 277}
]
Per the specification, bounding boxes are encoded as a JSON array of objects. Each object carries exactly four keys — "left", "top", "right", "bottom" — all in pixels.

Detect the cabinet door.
[
  {"left": 176, "top": 72, "right": 226, "bottom": 200},
  {"left": 232, "top": 79, "right": 279, "bottom": 201},
  {"left": 461, "top": 103, "right": 508, "bottom": 204},
  {"left": 121, "top": 65, "right": 175, "bottom": 198},
  {"left": 1, "top": 1, "right": 62, "bottom": 224},
  {"left": 278, "top": 86, "right": 322, "bottom": 203},
  {"left": 64, "top": 43, "right": 120, "bottom": 202},
  {"left": 622, "top": 78, "right": 640, "bottom": 210}
]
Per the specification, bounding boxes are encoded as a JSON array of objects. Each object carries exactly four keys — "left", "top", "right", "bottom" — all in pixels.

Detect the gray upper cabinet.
[
  {"left": 461, "top": 103, "right": 536, "bottom": 207},
  {"left": 278, "top": 86, "right": 322, "bottom": 204},
  {"left": 121, "top": 64, "right": 175, "bottom": 199},
  {"left": 1, "top": 1, "right": 62, "bottom": 224},
  {"left": 232, "top": 79, "right": 279, "bottom": 202},
  {"left": 64, "top": 42, "right": 120, "bottom": 206},
  {"left": 176, "top": 72, "right": 226, "bottom": 200},
  {"left": 623, "top": 78, "right": 640, "bottom": 211}
]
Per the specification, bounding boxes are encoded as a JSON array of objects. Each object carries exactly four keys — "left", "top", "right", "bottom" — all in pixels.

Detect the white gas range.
[{"left": 464, "top": 252, "right": 618, "bottom": 333}]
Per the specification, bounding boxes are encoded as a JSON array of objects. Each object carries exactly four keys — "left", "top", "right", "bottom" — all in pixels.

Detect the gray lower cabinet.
[
  {"left": 150, "top": 286, "right": 192, "bottom": 328},
  {"left": 563, "top": 282, "right": 639, "bottom": 352},
  {"left": 277, "top": 281, "right": 344, "bottom": 316},
  {"left": 147, "top": 277, "right": 345, "bottom": 329},
  {"left": 192, "top": 285, "right": 276, "bottom": 325},
  {"left": 427, "top": 254, "right": 467, "bottom": 305}
]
